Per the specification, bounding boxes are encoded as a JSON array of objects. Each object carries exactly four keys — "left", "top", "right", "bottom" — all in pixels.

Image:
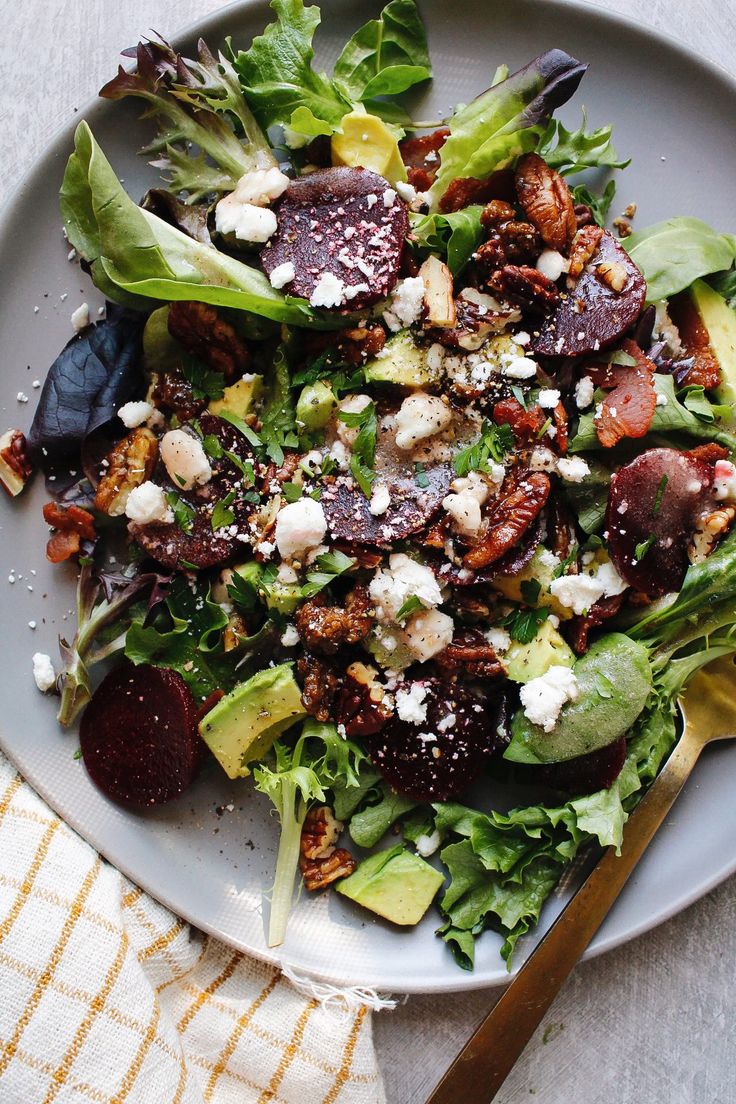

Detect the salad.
[{"left": 5, "top": 0, "right": 736, "bottom": 970}]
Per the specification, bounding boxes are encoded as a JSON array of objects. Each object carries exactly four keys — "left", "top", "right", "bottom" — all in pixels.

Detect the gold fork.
[{"left": 425, "top": 653, "right": 736, "bottom": 1104}]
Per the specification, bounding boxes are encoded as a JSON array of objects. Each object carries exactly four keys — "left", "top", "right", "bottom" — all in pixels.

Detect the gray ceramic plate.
[{"left": 1, "top": 0, "right": 735, "bottom": 994}]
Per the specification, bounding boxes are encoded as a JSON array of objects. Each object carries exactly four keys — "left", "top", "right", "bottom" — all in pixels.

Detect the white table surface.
[{"left": 2, "top": 2, "right": 735, "bottom": 1102}]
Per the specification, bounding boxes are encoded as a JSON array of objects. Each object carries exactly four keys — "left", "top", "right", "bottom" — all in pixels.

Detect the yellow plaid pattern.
[{"left": 0, "top": 754, "right": 385, "bottom": 1104}]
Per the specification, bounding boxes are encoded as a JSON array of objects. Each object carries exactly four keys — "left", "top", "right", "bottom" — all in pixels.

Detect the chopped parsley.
[
  {"left": 454, "top": 420, "right": 513, "bottom": 477},
  {"left": 504, "top": 606, "right": 550, "bottom": 644},
  {"left": 653, "top": 474, "right": 669, "bottom": 515},
  {"left": 635, "top": 534, "right": 656, "bottom": 562},
  {"left": 218, "top": 409, "right": 262, "bottom": 447},
  {"left": 282, "top": 482, "right": 303, "bottom": 503},
  {"left": 180, "top": 354, "right": 225, "bottom": 400},
  {"left": 211, "top": 491, "right": 237, "bottom": 532},
  {"left": 395, "top": 595, "right": 425, "bottom": 622},
  {"left": 414, "top": 461, "right": 430, "bottom": 489},
  {"left": 301, "top": 550, "right": 356, "bottom": 598},
  {"left": 339, "top": 401, "right": 378, "bottom": 497},
  {"left": 520, "top": 578, "right": 542, "bottom": 605},
  {"left": 202, "top": 433, "right": 224, "bottom": 459},
  {"left": 165, "top": 491, "right": 196, "bottom": 534}
]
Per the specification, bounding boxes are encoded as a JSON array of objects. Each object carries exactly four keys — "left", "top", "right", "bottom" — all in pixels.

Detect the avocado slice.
[
  {"left": 296, "top": 380, "right": 337, "bottom": 431},
  {"left": 504, "top": 633, "right": 652, "bottom": 765},
  {"left": 365, "top": 331, "right": 440, "bottom": 388},
  {"left": 199, "top": 663, "right": 306, "bottom": 779},
  {"left": 265, "top": 580, "right": 303, "bottom": 616},
  {"left": 689, "top": 279, "right": 736, "bottom": 407},
  {"left": 505, "top": 620, "right": 575, "bottom": 684},
  {"left": 331, "top": 110, "right": 407, "bottom": 185},
  {"left": 493, "top": 547, "right": 573, "bottom": 621},
  {"left": 208, "top": 375, "right": 263, "bottom": 419},
  {"left": 336, "top": 845, "right": 444, "bottom": 926}
]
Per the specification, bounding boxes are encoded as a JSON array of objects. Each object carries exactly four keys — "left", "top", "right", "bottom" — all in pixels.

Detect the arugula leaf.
[
  {"left": 409, "top": 206, "right": 484, "bottom": 275},
  {"left": 538, "top": 111, "right": 628, "bottom": 176},
  {"left": 454, "top": 420, "right": 513, "bottom": 476},
  {"left": 428, "top": 50, "right": 587, "bottom": 211},
  {"left": 301, "top": 550, "right": 356, "bottom": 598},
  {"left": 61, "top": 122, "right": 341, "bottom": 328},
  {"left": 334, "top": 0, "right": 431, "bottom": 101},
  {"left": 570, "top": 180, "right": 617, "bottom": 227},
  {"left": 624, "top": 217, "right": 736, "bottom": 301}
]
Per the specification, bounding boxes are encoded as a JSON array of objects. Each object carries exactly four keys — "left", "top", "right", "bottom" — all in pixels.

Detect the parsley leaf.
[
  {"left": 211, "top": 490, "right": 237, "bottom": 532},
  {"left": 302, "top": 550, "right": 356, "bottom": 598},
  {"left": 180, "top": 354, "right": 226, "bottom": 400},
  {"left": 504, "top": 606, "right": 550, "bottom": 644},
  {"left": 339, "top": 401, "right": 378, "bottom": 497},
  {"left": 395, "top": 594, "right": 425, "bottom": 622},
  {"left": 454, "top": 420, "right": 513, "bottom": 477},
  {"left": 414, "top": 461, "right": 430, "bottom": 488},
  {"left": 165, "top": 491, "right": 196, "bottom": 534},
  {"left": 635, "top": 534, "right": 656, "bottom": 562},
  {"left": 653, "top": 474, "right": 669, "bottom": 515},
  {"left": 282, "top": 481, "right": 303, "bottom": 503},
  {"left": 519, "top": 579, "right": 542, "bottom": 605}
]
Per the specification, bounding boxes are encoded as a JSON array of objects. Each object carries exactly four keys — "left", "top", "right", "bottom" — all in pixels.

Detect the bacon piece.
[
  {"left": 464, "top": 470, "right": 550, "bottom": 570},
  {"left": 399, "top": 127, "right": 449, "bottom": 189},
  {"left": 590, "top": 340, "right": 657, "bottom": 449},
  {"left": 43, "top": 502, "right": 96, "bottom": 563},
  {"left": 668, "top": 291, "right": 721, "bottom": 390}
]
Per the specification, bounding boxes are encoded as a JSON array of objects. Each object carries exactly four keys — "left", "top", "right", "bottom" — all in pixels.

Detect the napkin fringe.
[{"left": 281, "top": 961, "right": 398, "bottom": 1012}]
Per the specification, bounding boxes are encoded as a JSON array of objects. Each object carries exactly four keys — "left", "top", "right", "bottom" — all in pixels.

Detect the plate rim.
[{"left": 1, "top": 0, "right": 735, "bottom": 994}]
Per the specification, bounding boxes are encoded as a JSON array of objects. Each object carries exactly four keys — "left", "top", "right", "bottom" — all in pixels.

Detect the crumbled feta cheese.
[
  {"left": 16, "top": 392, "right": 28, "bottom": 403},
  {"left": 124, "top": 481, "right": 174, "bottom": 525},
  {"left": 117, "top": 400, "right": 155, "bottom": 429},
  {"left": 216, "top": 201, "right": 278, "bottom": 243},
  {"left": 538, "top": 549, "right": 562, "bottom": 570},
  {"left": 395, "top": 682, "right": 429, "bottom": 725},
  {"left": 269, "top": 261, "right": 296, "bottom": 289},
  {"left": 283, "top": 126, "right": 308, "bottom": 149},
  {"left": 383, "top": 276, "right": 425, "bottom": 331},
  {"left": 280, "top": 624, "right": 300, "bottom": 647},
  {"left": 442, "top": 491, "right": 482, "bottom": 539},
  {"left": 277, "top": 563, "right": 299, "bottom": 585},
  {"left": 337, "top": 393, "right": 372, "bottom": 447},
  {"left": 310, "top": 271, "right": 347, "bottom": 308},
  {"left": 714, "top": 460, "right": 736, "bottom": 501},
  {"left": 32, "top": 653, "right": 57, "bottom": 692},
  {"left": 549, "top": 572, "right": 605, "bottom": 616},
  {"left": 369, "top": 553, "right": 443, "bottom": 623},
  {"left": 394, "top": 392, "right": 452, "bottom": 450},
  {"left": 575, "top": 376, "right": 595, "bottom": 410},
  {"left": 369, "top": 482, "right": 391, "bottom": 516},
  {"left": 557, "top": 457, "right": 591, "bottom": 483},
  {"left": 415, "top": 829, "right": 441, "bottom": 857},
  {"left": 538, "top": 388, "right": 561, "bottom": 410},
  {"left": 160, "top": 430, "right": 212, "bottom": 490},
  {"left": 529, "top": 446, "right": 558, "bottom": 473},
  {"left": 520, "top": 665, "right": 579, "bottom": 732},
  {"left": 328, "top": 439, "right": 351, "bottom": 470},
  {"left": 274, "top": 497, "right": 327, "bottom": 560},
  {"left": 501, "top": 354, "right": 538, "bottom": 380},
  {"left": 395, "top": 180, "right": 429, "bottom": 210},
  {"left": 485, "top": 627, "right": 511, "bottom": 653},
  {"left": 383, "top": 188, "right": 397, "bottom": 208},
  {"left": 595, "top": 559, "right": 629, "bottom": 597},
  {"left": 536, "top": 249, "right": 568, "bottom": 282},
  {"left": 656, "top": 392, "right": 668, "bottom": 406},
  {"left": 402, "top": 608, "right": 454, "bottom": 662},
  {"left": 450, "top": 470, "right": 493, "bottom": 504},
  {"left": 221, "top": 167, "right": 290, "bottom": 209},
  {"left": 426, "top": 342, "right": 446, "bottom": 375},
  {"left": 71, "top": 303, "right": 90, "bottom": 331}
]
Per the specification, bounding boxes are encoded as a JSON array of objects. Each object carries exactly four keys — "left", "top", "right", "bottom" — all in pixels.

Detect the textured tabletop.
[{"left": 1, "top": 2, "right": 734, "bottom": 1102}]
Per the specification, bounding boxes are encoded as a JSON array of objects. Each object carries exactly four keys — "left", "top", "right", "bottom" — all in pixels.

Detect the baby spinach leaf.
[
  {"left": 348, "top": 780, "right": 418, "bottom": 848},
  {"left": 333, "top": 0, "right": 431, "bottom": 101},
  {"left": 624, "top": 217, "right": 736, "bottom": 301}
]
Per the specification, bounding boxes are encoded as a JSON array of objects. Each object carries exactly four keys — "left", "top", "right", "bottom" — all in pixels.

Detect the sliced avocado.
[
  {"left": 296, "top": 380, "right": 337, "bottom": 431},
  {"left": 142, "top": 305, "right": 180, "bottom": 376},
  {"left": 336, "top": 845, "right": 444, "bottom": 926},
  {"left": 493, "top": 547, "right": 573, "bottom": 621},
  {"left": 504, "top": 633, "right": 652, "bottom": 765},
  {"left": 505, "top": 620, "right": 575, "bottom": 684},
  {"left": 689, "top": 279, "right": 736, "bottom": 407},
  {"left": 208, "top": 375, "right": 263, "bottom": 419},
  {"left": 199, "top": 662, "right": 306, "bottom": 779},
  {"left": 331, "top": 110, "right": 407, "bottom": 185},
  {"left": 266, "top": 580, "right": 303, "bottom": 616},
  {"left": 365, "top": 331, "right": 439, "bottom": 388}
]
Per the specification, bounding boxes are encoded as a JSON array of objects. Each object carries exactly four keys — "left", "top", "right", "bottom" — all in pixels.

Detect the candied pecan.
[
  {"left": 451, "top": 591, "right": 491, "bottom": 620},
  {"left": 591, "top": 339, "right": 657, "bottom": 449},
  {"left": 434, "top": 628, "right": 506, "bottom": 679},
  {"left": 568, "top": 225, "right": 604, "bottom": 279},
  {"left": 566, "top": 592, "right": 626, "bottom": 655},
  {"left": 689, "top": 505, "right": 736, "bottom": 564},
  {"left": 552, "top": 401, "right": 569, "bottom": 455},
  {"left": 94, "top": 428, "right": 158, "bottom": 516},
  {"left": 667, "top": 291, "right": 721, "bottom": 390},
  {"left": 299, "top": 805, "right": 357, "bottom": 891},
  {"left": 407, "top": 167, "right": 433, "bottom": 192},
  {"left": 686, "top": 443, "right": 730, "bottom": 465},
  {"left": 0, "top": 429, "right": 33, "bottom": 497},
  {"left": 335, "top": 664, "right": 392, "bottom": 737},
  {"left": 493, "top": 397, "right": 545, "bottom": 442},
  {"left": 476, "top": 213, "right": 542, "bottom": 274},
  {"left": 399, "top": 127, "right": 449, "bottom": 186},
  {"left": 43, "top": 502, "right": 96, "bottom": 563},
  {"left": 480, "top": 200, "right": 517, "bottom": 228},
  {"left": 464, "top": 470, "right": 550, "bottom": 569},
  {"left": 300, "top": 847, "right": 357, "bottom": 891},
  {"left": 153, "top": 366, "right": 207, "bottom": 422},
  {"left": 223, "top": 612, "right": 248, "bottom": 652},
  {"left": 574, "top": 203, "right": 595, "bottom": 228},
  {"left": 333, "top": 543, "right": 383, "bottom": 570},
  {"left": 514, "top": 152, "right": 576, "bottom": 252},
  {"left": 167, "top": 301, "right": 250, "bottom": 383},
  {"left": 295, "top": 585, "right": 374, "bottom": 656},
  {"left": 438, "top": 169, "right": 516, "bottom": 213},
  {"left": 262, "top": 451, "right": 300, "bottom": 491},
  {"left": 341, "top": 325, "right": 386, "bottom": 361},
  {"left": 548, "top": 497, "right": 577, "bottom": 561},
  {"left": 422, "top": 514, "right": 451, "bottom": 549},
  {"left": 486, "top": 264, "right": 560, "bottom": 313},
  {"left": 297, "top": 653, "right": 341, "bottom": 722}
]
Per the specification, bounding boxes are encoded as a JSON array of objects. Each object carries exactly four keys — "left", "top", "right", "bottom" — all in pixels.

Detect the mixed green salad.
[{"left": 5, "top": 0, "right": 736, "bottom": 969}]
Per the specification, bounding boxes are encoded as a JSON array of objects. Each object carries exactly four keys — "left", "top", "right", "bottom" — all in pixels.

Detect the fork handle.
[{"left": 425, "top": 730, "right": 704, "bottom": 1104}]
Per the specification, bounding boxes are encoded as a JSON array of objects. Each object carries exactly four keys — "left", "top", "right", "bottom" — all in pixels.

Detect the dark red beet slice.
[
  {"left": 322, "top": 463, "right": 452, "bottom": 545},
  {"left": 368, "top": 678, "right": 502, "bottom": 801},
  {"left": 533, "top": 230, "right": 646, "bottom": 357},
  {"left": 260, "top": 167, "right": 409, "bottom": 309},
  {"left": 80, "top": 662, "right": 201, "bottom": 808},
  {"left": 606, "top": 447, "right": 715, "bottom": 597},
  {"left": 130, "top": 413, "right": 257, "bottom": 570},
  {"left": 533, "top": 735, "right": 627, "bottom": 794}
]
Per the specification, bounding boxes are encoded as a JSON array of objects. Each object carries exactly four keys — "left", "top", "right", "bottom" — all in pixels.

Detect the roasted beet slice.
[
  {"left": 588, "top": 339, "right": 657, "bottom": 448},
  {"left": 80, "top": 662, "right": 201, "bottom": 808},
  {"left": 322, "top": 463, "right": 452, "bottom": 545},
  {"left": 606, "top": 447, "right": 715, "bottom": 597},
  {"left": 368, "top": 678, "right": 502, "bottom": 802},
  {"left": 260, "top": 167, "right": 409, "bottom": 309},
  {"left": 533, "top": 735, "right": 627, "bottom": 794},
  {"left": 130, "top": 413, "right": 257, "bottom": 570},
  {"left": 533, "top": 230, "right": 646, "bottom": 357}
]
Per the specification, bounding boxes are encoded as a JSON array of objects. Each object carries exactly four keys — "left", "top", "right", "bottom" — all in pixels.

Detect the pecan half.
[
  {"left": 43, "top": 502, "right": 96, "bottom": 563},
  {"left": 297, "top": 653, "right": 341, "bottom": 722},
  {"left": 565, "top": 592, "right": 626, "bottom": 655},
  {"left": 464, "top": 470, "right": 551, "bottom": 570},
  {"left": 299, "top": 806, "right": 356, "bottom": 891},
  {"left": 434, "top": 628, "right": 506, "bottom": 679},
  {"left": 486, "top": 264, "right": 560, "bottom": 313},
  {"left": 152, "top": 367, "right": 207, "bottom": 422},
  {"left": 94, "top": 428, "right": 158, "bottom": 516},
  {"left": 167, "top": 301, "right": 250, "bottom": 383},
  {"left": 515, "top": 153, "right": 576, "bottom": 252},
  {"left": 0, "top": 429, "right": 33, "bottom": 497},
  {"left": 689, "top": 505, "right": 736, "bottom": 564},
  {"left": 334, "top": 663, "right": 392, "bottom": 737},
  {"left": 295, "top": 584, "right": 374, "bottom": 656},
  {"left": 568, "top": 225, "right": 603, "bottom": 279}
]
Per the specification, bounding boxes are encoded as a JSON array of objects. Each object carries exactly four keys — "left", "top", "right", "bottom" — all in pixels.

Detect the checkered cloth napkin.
[{"left": 0, "top": 752, "right": 386, "bottom": 1103}]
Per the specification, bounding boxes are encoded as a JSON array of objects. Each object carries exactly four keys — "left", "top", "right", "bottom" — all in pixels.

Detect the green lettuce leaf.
[
  {"left": 60, "top": 121, "right": 341, "bottom": 329},
  {"left": 348, "top": 780, "right": 418, "bottom": 848},
  {"left": 409, "top": 206, "right": 484, "bottom": 275},
  {"left": 333, "top": 0, "right": 431, "bottom": 101},
  {"left": 427, "top": 49, "right": 587, "bottom": 211},
  {"left": 625, "top": 217, "right": 736, "bottom": 301},
  {"left": 570, "top": 180, "right": 616, "bottom": 227},
  {"left": 538, "top": 111, "right": 628, "bottom": 176}
]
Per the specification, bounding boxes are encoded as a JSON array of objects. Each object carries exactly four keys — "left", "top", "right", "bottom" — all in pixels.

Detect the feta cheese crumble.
[
  {"left": 536, "top": 249, "right": 568, "bottom": 282},
  {"left": 310, "top": 271, "right": 347, "bottom": 308},
  {"left": 124, "top": 481, "right": 174, "bottom": 525},
  {"left": 574, "top": 376, "right": 595, "bottom": 409},
  {"left": 274, "top": 498, "right": 327, "bottom": 560},
  {"left": 538, "top": 388, "right": 561, "bottom": 409},
  {"left": 519, "top": 665, "right": 579, "bottom": 732},
  {"left": 268, "top": 261, "right": 296, "bottom": 289},
  {"left": 415, "top": 829, "right": 441, "bottom": 857},
  {"left": 117, "top": 400, "right": 155, "bottom": 429},
  {"left": 280, "top": 624, "right": 300, "bottom": 647},
  {"left": 215, "top": 167, "right": 288, "bottom": 242},
  {"left": 549, "top": 558, "right": 628, "bottom": 615},
  {"left": 71, "top": 303, "right": 90, "bottom": 332},
  {"left": 369, "top": 482, "right": 391, "bottom": 516},
  {"left": 395, "top": 682, "right": 429, "bottom": 725},
  {"left": 160, "top": 430, "right": 212, "bottom": 491},
  {"left": 383, "top": 276, "right": 425, "bottom": 332},
  {"left": 32, "top": 653, "right": 57, "bottom": 693},
  {"left": 556, "top": 456, "right": 591, "bottom": 483},
  {"left": 402, "top": 608, "right": 454, "bottom": 662},
  {"left": 369, "top": 553, "right": 443, "bottom": 623},
  {"left": 394, "top": 392, "right": 452, "bottom": 450}
]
